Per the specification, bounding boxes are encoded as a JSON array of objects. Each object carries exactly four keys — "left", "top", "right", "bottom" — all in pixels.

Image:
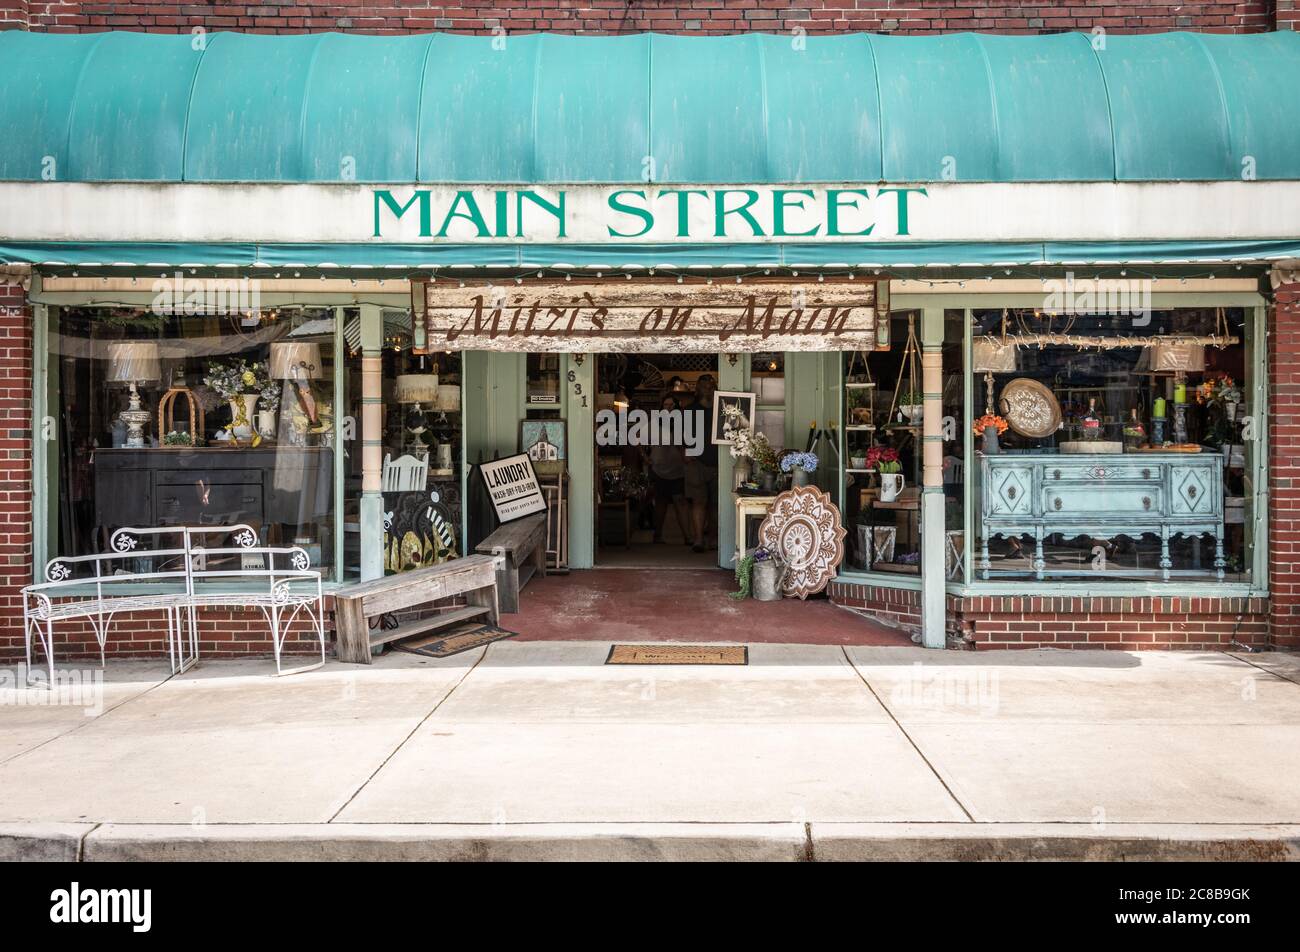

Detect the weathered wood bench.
[
  {"left": 334, "top": 554, "right": 500, "bottom": 664},
  {"left": 474, "top": 513, "right": 547, "bottom": 613}
]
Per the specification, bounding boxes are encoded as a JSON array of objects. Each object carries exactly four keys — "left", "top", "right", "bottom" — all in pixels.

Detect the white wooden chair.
[{"left": 382, "top": 453, "right": 429, "bottom": 493}]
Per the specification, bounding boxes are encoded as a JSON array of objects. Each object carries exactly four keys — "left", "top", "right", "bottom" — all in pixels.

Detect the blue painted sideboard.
[{"left": 979, "top": 452, "right": 1225, "bottom": 580}]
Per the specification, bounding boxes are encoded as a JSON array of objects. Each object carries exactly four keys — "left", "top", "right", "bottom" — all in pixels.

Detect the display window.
[
  {"left": 50, "top": 304, "right": 341, "bottom": 575},
  {"left": 966, "top": 305, "right": 1257, "bottom": 585}
]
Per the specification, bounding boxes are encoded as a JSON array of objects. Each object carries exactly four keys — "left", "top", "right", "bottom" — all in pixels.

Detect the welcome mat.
[
  {"left": 397, "top": 623, "right": 517, "bottom": 658},
  {"left": 605, "top": 644, "right": 748, "bottom": 666}
]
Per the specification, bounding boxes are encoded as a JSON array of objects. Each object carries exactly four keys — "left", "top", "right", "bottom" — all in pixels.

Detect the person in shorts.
[
  {"left": 684, "top": 374, "right": 719, "bottom": 552},
  {"left": 647, "top": 393, "right": 691, "bottom": 544}
]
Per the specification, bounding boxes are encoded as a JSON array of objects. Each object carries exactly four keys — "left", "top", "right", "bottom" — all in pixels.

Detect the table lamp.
[
  {"left": 973, "top": 337, "right": 1018, "bottom": 413},
  {"left": 270, "top": 341, "right": 323, "bottom": 433},
  {"left": 395, "top": 373, "right": 439, "bottom": 457},
  {"left": 106, "top": 341, "right": 161, "bottom": 448}
]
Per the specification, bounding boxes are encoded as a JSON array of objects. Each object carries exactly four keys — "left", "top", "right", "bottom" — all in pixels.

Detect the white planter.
[{"left": 900, "top": 404, "right": 923, "bottom": 423}]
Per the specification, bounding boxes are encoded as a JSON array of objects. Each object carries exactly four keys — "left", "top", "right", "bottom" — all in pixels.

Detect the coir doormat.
[
  {"left": 397, "top": 623, "right": 517, "bottom": 658},
  {"left": 605, "top": 644, "right": 748, "bottom": 666}
]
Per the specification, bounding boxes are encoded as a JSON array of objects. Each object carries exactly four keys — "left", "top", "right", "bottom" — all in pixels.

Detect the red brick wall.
[
  {"left": 1269, "top": 283, "right": 1300, "bottom": 649},
  {"left": 0, "top": 283, "right": 32, "bottom": 663},
  {"left": 4, "top": 1, "right": 1288, "bottom": 36}
]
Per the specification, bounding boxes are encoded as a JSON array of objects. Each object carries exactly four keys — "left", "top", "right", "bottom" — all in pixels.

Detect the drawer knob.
[
  {"left": 1142, "top": 468, "right": 1151, "bottom": 479},
  {"left": 1188, "top": 485, "right": 1198, "bottom": 498},
  {"left": 1053, "top": 469, "right": 1061, "bottom": 480},
  {"left": 1053, "top": 497, "right": 1062, "bottom": 511},
  {"left": 1143, "top": 496, "right": 1151, "bottom": 510},
  {"left": 1007, "top": 486, "right": 1017, "bottom": 500}
]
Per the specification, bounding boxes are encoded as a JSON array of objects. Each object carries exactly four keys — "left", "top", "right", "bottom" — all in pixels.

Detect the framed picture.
[
  {"left": 519, "top": 419, "right": 566, "bottom": 477},
  {"left": 712, "top": 391, "right": 757, "bottom": 445},
  {"left": 478, "top": 453, "right": 547, "bottom": 523}
]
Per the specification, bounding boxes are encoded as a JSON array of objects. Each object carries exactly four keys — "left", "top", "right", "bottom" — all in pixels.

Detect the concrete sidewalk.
[{"left": 2, "top": 643, "right": 1298, "bottom": 860}]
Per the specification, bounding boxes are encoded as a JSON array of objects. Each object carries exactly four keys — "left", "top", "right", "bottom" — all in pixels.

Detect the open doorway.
[{"left": 593, "top": 354, "right": 720, "bottom": 568}]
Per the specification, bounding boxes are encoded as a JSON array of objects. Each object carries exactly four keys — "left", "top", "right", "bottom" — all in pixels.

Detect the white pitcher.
[{"left": 879, "top": 472, "right": 905, "bottom": 502}]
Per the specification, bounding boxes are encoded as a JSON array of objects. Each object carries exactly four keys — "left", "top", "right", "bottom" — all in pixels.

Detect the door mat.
[
  {"left": 605, "top": 644, "right": 748, "bottom": 665},
  {"left": 397, "top": 623, "right": 517, "bottom": 658}
]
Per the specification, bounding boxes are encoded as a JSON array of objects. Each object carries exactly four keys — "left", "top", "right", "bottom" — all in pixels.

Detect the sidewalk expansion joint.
[{"left": 840, "top": 645, "right": 976, "bottom": 823}]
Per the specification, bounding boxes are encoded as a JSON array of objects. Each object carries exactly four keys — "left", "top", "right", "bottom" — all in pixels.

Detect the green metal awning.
[{"left": 2, "top": 29, "right": 1300, "bottom": 184}]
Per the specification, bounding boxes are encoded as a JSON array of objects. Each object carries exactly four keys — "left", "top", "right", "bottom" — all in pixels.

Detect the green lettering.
[
  {"left": 435, "top": 191, "right": 492, "bottom": 238},
  {"left": 876, "top": 186, "right": 927, "bottom": 237},
  {"left": 826, "top": 189, "right": 874, "bottom": 237},
  {"left": 772, "top": 189, "right": 819, "bottom": 238},
  {"left": 714, "top": 189, "right": 765, "bottom": 238},
  {"left": 373, "top": 189, "right": 431, "bottom": 237},
  {"left": 659, "top": 189, "right": 709, "bottom": 238},
  {"left": 515, "top": 190, "right": 566, "bottom": 238},
  {"left": 607, "top": 189, "right": 655, "bottom": 238}
]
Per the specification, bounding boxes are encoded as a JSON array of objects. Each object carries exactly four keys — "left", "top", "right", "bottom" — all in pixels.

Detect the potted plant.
[
  {"left": 205, "top": 358, "right": 272, "bottom": 443},
  {"left": 897, "top": 388, "right": 923, "bottom": 423},
  {"left": 867, "top": 445, "right": 905, "bottom": 502},
  {"left": 973, "top": 412, "right": 1008, "bottom": 454},
  {"left": 848, "top": 388, "right": 873, "bottom": 425},
  {"left": 780, "top": 451, "right": 818, "bottom": 487},
  {"left": 731, "top": 547, "right": 783, "bottom": 601}
]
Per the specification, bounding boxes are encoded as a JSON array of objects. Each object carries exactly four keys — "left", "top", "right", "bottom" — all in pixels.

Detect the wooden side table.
[{"left": 734, "top": 494, "right": 779, "bottom": 555}]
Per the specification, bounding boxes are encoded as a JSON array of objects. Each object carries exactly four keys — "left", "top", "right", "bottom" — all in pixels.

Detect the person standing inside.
[
  {"left": 685, "top": 373, "right": 719, "bottom": 553},
  {"left": 647, "top": 392, "right": 692, "bottom": 545}
]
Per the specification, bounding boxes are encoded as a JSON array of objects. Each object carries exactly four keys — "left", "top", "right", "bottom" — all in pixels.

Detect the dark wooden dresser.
[{"left": 93, "top": 446, "right": 334, "bottom": 538}]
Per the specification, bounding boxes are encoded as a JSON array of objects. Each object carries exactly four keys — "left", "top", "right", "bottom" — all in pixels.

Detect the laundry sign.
[
  {"left": 417, "top": 278, "right": 884, "bottom": 352},
  {"left": 479, "top": 453, "right": 547, "bottom": 523}
]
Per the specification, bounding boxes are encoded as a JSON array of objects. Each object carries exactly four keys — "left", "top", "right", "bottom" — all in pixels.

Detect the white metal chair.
[{"left": 382, "top": 453, "right": 429, "bottom": 493}]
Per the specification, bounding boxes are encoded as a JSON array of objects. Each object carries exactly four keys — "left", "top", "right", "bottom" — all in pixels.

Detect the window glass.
[
  {"left": 970, "top": 306, "right": 1253, "bottom": 584},
  {"left": 54, "top": 304, "right": 337, "bottom": 572},
  {"left": 367, "top": 309, "right": 463, "bottom": 575},
  {"left": 843, "top": 311, "right": 923, "bottom": 575}
]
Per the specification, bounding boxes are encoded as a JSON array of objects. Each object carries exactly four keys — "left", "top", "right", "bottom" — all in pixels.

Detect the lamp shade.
[
  {"left": 1152, "top": 341, "right": 1206, "bottom": 373},
  {"left": 436, "top": 384, "right": 461, "bottom": 412},
  {"left": 973, "top": 338, "right": 1018, "bottom": 373},
  {"left": 394, "top": 373, "right": 439, "bottom": 404},
  {"left": 270, "top": 341, "right": 323, "bottom": 380},
  {"left": 105, "top": 341, "right": 161, "bottom": 383}
]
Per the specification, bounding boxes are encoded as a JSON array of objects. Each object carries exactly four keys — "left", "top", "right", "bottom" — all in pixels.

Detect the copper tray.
[{"left": 998, "top": 377, "right": 1062, "bottom": 439}]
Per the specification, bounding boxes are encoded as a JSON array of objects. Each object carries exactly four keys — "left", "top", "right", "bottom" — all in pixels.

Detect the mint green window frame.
[{"left": 29, "top": 282, "right": 379, "bottom": 587}]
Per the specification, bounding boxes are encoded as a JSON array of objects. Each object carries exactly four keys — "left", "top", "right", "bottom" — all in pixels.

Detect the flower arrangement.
[
  {"left": 780, "top": 451, "right": 819, "bottom": 474},
  {"left": 866, "top": 445, "right": 901, "bottom": 474},
  {"left": 723, "top": 404, "right": 779, "bottom": 472},
  {"left": 162, "top": 430, "right": 193, "bottom": 446},
  {"left": 973, "top": 413, "right": 1009, "bottom": 437},
  {"left": 204, "top": 359, "right": 272, "bottom": 401},
  {"left": 1199, "top": 372, "right": 1242, "bottom": 406}
]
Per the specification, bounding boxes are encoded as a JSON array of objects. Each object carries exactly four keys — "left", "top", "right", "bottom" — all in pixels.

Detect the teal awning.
[
  {"left": 5, "top": 239, "right": 1298, "bottom": 270},
  {"left": 2, "top": 30, "right": 1299, "bottom": 184}
]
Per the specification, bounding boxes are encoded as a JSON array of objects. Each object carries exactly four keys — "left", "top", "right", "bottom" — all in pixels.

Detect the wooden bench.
[
  {"left": 334, "top": 554, "right": 500, "bottom": 664},
  {"left": 474, "top": 513, "right": 547, "bottom": 613}
]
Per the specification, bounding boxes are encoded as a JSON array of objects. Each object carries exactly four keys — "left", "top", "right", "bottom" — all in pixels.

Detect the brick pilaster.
[
  {"left": 1269, "top": 284, "right": 1300, "bottom": 648},
  {"left": 0, "top": 283, "right": 33, "bottom": 661}
]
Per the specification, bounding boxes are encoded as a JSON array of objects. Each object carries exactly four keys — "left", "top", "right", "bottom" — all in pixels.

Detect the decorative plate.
[
  {"left": 757, "top": 486, "right": 847, "bottom": 600},
  {"left": 998, "top": 377, "right": 1062, "bottom": 439}
]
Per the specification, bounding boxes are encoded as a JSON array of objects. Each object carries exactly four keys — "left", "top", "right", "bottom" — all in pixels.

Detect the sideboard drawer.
[
  {"left": 1045, "top": 462, "right": 1161, "bottom": 482},
  {"left": 156, "top": 483, "right": 264, "bottom": 524},
  {"left": 156, "top": 468, "right": 264, "bottom": 486},
  {"left": 1042, "top": 484, "right": 1162, "bottom": 516}
]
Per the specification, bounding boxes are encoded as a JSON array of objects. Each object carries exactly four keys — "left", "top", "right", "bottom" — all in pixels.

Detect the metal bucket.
[{"left": 752, "top": 559, "right": 784, "bottom": 601}]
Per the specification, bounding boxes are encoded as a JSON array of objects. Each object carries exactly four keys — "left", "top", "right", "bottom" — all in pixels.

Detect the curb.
[
  {"left": 0, "top": 822, "right": 1293, "bottom": 862},
  {"left": 0, "top": 824, "right": 96, "bottom": 862}
]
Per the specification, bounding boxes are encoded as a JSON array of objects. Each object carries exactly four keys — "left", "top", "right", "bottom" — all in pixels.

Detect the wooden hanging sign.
[{"left": 418, "top": 278, "right": 881, "bottom": 353}]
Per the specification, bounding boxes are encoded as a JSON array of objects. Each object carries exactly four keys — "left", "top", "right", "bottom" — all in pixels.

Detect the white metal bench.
[{"left": 21, "top": 524, "right": 325, "bottom": 685}]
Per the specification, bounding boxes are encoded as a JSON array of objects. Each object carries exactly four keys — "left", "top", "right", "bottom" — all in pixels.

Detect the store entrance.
[{"left": 593, "top": 354, "right": 720, "bottom": 568}]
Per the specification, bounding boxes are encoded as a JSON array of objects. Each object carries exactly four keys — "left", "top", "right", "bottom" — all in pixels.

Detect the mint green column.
[
  {"left": 565, "top": 355, "right": 594, "bottom": 569},
  {"left": 920, "top": 307, "right": 947, "bottom": 649},
  {"left": 358, "top": 304, "right": 385, "bottom": 581},
  {"left": 717, "top": 355, "right": 748, "bottom": 568}
]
